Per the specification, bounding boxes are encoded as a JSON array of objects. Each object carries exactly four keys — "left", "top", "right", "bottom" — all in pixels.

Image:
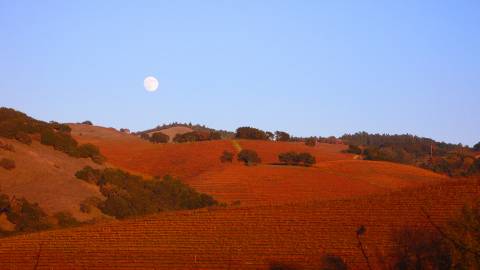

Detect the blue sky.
[{"left": 1, "top": 1, "right": 479, "bottom": 145}]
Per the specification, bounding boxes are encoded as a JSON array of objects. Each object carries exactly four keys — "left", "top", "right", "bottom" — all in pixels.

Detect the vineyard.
[{"left": 0, "top": 179, "right": 478, "bottom": 269}]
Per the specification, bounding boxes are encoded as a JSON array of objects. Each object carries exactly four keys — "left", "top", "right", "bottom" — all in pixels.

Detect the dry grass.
[{"left": 0, "top": 138, "right": 105, "bottom": 221}]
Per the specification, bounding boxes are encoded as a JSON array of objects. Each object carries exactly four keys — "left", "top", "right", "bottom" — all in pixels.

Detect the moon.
[{"left": 144, "top": 76, "right": 159, "bottom": 92}]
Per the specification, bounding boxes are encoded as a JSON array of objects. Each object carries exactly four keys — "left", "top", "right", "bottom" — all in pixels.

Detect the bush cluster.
[
  {"left": 75, "top": 167, "right": 218, "bottom": 219},
  {"left": 237, "top": 149, "right": 261, "bottom": 166},
  {"left": 278, "top": 152, "right": 316, "bottom": 166},
  {"left": 220, "top": 151, "right": 234, "bottom": 163},
  {"left": 275, "top": 131, "right": 291, "bottom": 142},
  {"left": 345, "top": 144, "right": 362, "bottom": 155},
  {"left": 0, "top": 158, "right": 15, "bottom": 170},
  {"left": 304, "top": 137, "right": 316, "bottom": 147},
  {"left": 0, "top": 108, "right": 105, "bottom": 164},
  {"left": 173, "top": 131, "right": 221, "bottom": 143},
  {"left": 150, "top": 132, "right": 170, "bottom": 143},
  {"left": 235, "top": 127, "right": 268, "bottom": 140}
]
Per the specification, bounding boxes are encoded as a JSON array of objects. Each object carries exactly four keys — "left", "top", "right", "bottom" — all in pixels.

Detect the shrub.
[
  {"left": 278, "top": 152, "right": 316, "bottom": 166},
  {"left": 75, "top": 166, "right": 102, "bottom": 184},
  {"left": 6, "top": 198, "right": 52, "bottom": 233},
  {"left": 75, "top": 167, "right": 218, "bottom": 219},
  {"left": 0, "top": 158, "right": 15, "bottom": 170},
  {"left": 82, "top": 120, "right": 93, "bottom": 125},
  {"left": 0, "top": 141, "right": 14, "bottom": 152},
  {"left": 305, "top": 137, "right": 316, "bottom": 147},
  {"left": 235, "top": 127, "right": 268, "bottom": 140},
  {"left": 237, "top": 149, "right": 261, "bottom": 165},
  {"left": 474, "top": 142, "right": 480, "bottom": 151},
  {"left": 173, "top": 131, "right": 209, "bottom": 143},
  {"left": 388, "top": 227, "right": 452, "bottom": 270},
  {"left": 220, "top": 151, "right": 234, "bottom": 163},
  {"left": 275, "top": 131, "right": 291, "bottom": 142},
  {"left": 345, "top": 144, "right": 362, "bottom": 155},
  {"left": 15, "top": 131, "right": 32, "bottom": 145},
  {"left": 150, "top": 132, "right": 169, "bottom": 143},
  {"left": 54, "top": 212, "right": 81, "bottom": 228},
  {"left": 321, "top": 254, "right": 349, "bottom": 270}
]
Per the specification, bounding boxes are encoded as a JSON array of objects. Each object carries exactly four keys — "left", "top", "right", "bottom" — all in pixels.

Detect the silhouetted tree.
[
  {"left": 237, "top": 149, "right": 261, "bottom": 165},
  {"left": 150, "top": 132, "right": 169, "bottom": 143},
  {"left": 81, "top": 120, "right": 93, "bottom": 125},
  {"left": 275, "top": 131, "right": 291, "bottom": 142},
  {"left": 220, "top": 151, "right": 234, "bottom": 163},
  {"left": 235, "top": 127, "right": 268, "bottom": 140}
]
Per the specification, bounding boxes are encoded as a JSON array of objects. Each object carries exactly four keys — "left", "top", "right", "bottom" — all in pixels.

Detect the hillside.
[
  {"left": 0, "top": 179, "right": 477, "bottom": 269},
  {"left": 0, "top": 138, "right": 105, "bottom": 222},
  {"left": 70, "top": 124, "right": 448, "bottom": 206}
]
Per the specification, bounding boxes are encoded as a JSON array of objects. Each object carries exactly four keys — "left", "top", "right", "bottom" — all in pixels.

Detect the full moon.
[{"left": 144, "top": 76, "right": 159, "bottom": 92}]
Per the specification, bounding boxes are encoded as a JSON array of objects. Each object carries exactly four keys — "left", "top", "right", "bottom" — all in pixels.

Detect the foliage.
[
  {"left": 235, "top": 127, "right": 268, "bottom": 140},
  {"left": 173, "top": 131, "right": 219, "bottom": 143},
  {"left": 0, "top": 158, "right": 15, "bottom": 170},
  {"left": 388, "top": 227, "right": 453, "bottom": 270},
  {"left": 81, "top": 120, "right": 93, "bottom": 125},
  {"left": 150, "top": 132, "right": 170, "bottom": 143},
  {"left": 342, "top": 131, "right": 478, "bottom": 176},
  {"left": 320, "top": 254, "right": 349, "bottom": 270},
  {"left": 266, "top": 131, "right": 275, "bottom": 140},
  {"left": 0, "top": 141, "right": 15, "bottom": 152},
  {"left": 75, "top": 167, "right": 218, "bottom": 219},
  {"left": 305, "top": 137, "right": 316, "bottom": 147},
  {"left": 138, "top": 122, "right": 234, "bottom": 139},
  {"left": 474, "top": 142, "right": 480, "bottom": 152},
  {"left": 220, "top": 151, "right": 234, "bottom": 163},
  {"left": 345, "top": 145, "right": 362, "bottom": 155},
  {"left": 275, "top": 131, "right": 291, "bottom": 142},
  {"left": 237, "top": 149, "right": 261, "bottom": 166},
  {"left": 54, "top": 212, "right": 81, "bottom": 228},
  {"left": 0, "top": 108, "right": 105, "bottom": 163},
  {"left": 278, "top": 152, "right": 316, "bottom": 166},
  {"left": 4, "top": 197, "right": 52, "bottom": 233}
]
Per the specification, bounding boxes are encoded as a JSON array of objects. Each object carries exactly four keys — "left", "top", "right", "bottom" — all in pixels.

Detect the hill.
[
  {"left": 70, "top": 125, "right": 447, "bottom": 206},
  {"left": 0, "top": 179, "right": 477, "bottom": 269}
]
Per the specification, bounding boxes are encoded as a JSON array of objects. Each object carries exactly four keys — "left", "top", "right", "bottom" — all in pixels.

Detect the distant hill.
[{"left": 136, "top": 122, "right": 235, "bottom": 141}]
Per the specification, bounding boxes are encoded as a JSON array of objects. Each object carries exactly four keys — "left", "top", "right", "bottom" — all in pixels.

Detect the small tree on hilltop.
[
  {"left": 305, "top": 137, "right": 316, "bottom": 147},
  {"left": 235, "top": 127, "right": 268, "bottom": 140},
  {"left": 237, "top": 149, "right": 261, "bottom": 166},
  {"left": 150, "top": 132, "right": 169, "bottom": 143},
  {"left": 474, "top": 142, "right": 480, "bottom": 151},
  {"left": 275, "top": 131, "right": 291, "bottom": 142}
]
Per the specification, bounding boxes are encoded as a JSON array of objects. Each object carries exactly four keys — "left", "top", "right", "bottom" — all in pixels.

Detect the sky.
[{"left": 1, "top": 1, "right": 479, "bottom": 146}]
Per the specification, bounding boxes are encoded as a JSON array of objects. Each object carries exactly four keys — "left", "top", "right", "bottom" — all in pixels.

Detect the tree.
[
  {"left": 235, "top": 127, "right": 268, "bottom": 140},
  {"left": 278, "top": 152, "right": 316, "bottom": 166},
  {"left": 220, "top": 151, "right": 234, "bottom": 163},
  {"left": 81, "top": 120, "right": 93, "bottom": 125},
  {"left": 275, "top": 131, "right": 290, "bottom": 142},
  {"left": 474, "top": 142, "right": 480, "bottom": 151},
  {"left": 150, "top": 132, "right": 169, "bottom": 143},
  {"left": 266, "top": 131, "right": 275, "bottom": 140},
  {"left": 305, "top": 137, "right": 316, "bottom": 147},
  {"left": 237, "top": 149, "right": 261, "bottom": 165}
]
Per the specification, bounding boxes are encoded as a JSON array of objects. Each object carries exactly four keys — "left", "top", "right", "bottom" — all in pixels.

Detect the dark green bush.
[
  {"left": 278, "top": 152, "right": 316, "bottom": 166},
  {"left": 75, "top": 167, "right": 218, "bottom": 219},
  {"left": 75, "top": 166, "right": 102, "bottom": 184},
  {"left": 54, "top": 212, "right": 81, "bottom": 228},
  {"left": 15, "top": 131, "right": 32, "bottom": 145},
  {"left": 235, "top": 127, "right": 268, "bottom": 140},
  {"left": 220, "top": 151, "right": 234, "bottom": 163},
  {"left": 305, "top": 137, "right": 316, "bottom": 147},
  {"left": 6, "top": 198, "right": 52, "bottom": 233},
  {"left": 345, "top": 144, "right": 362, "bottom": 155},
  {"left": 237, "top": 149, "right": 261, "bottom": 165},
  {"left": 0, "top": 158, "right": 15, "bottom": 170},
  {"left": 150, "top": 132, "right": 170, "bottom": 143},
  {"left": 275, "top": 131, "right": 291, "bottom": 142}
]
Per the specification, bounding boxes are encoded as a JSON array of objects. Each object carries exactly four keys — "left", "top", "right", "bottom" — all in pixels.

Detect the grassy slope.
[{"left": 0, "top": 138, "right": 105, "bottom": 221}]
